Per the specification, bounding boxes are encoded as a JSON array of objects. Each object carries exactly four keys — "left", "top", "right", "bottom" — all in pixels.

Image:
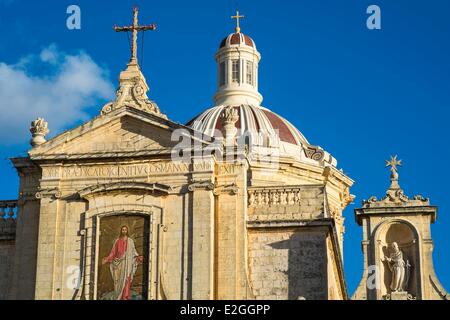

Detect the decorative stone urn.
[{"left": 30, "top": 118, "right": 49, "bottom": 147}]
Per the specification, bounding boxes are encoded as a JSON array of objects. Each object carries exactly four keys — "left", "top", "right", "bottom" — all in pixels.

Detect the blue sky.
[{"left": 0, "top": 0, "right": 449, "bottom": 296}]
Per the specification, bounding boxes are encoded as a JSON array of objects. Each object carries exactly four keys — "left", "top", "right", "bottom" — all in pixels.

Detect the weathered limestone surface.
[
  {"left": 248, "top": 229, "right": 327, "bottom": 300},
  {"left": 0, "top": 240, "right": 15, "bottom": 299}
]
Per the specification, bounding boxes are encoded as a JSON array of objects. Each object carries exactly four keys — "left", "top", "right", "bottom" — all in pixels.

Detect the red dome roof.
[
  {"left": 186, "top": 105, "right": 308, "bottom": 146},
  {"left": 219, "top": 33, "right": 255, "bottom": 49}
]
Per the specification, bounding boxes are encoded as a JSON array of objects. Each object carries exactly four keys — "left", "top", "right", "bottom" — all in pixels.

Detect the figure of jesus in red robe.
[{"left": 102, "top": 226, "right": 144, "bottom": 300}]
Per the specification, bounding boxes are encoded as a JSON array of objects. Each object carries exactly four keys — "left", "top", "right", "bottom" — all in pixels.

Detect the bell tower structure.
[{"left": 352, "top": 156, "right": 449, "bottom": 300}]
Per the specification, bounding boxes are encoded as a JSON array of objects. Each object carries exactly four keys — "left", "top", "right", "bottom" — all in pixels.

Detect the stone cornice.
[
  {"left": 9, "top": 157, "right": 39, "bottom": 173},
  {"left": 246, "top": 217, "right": 333, "bottom": 229},
  {"left": 355, "top": 205, "right": 437, "bottom": 225},
  {"left": 29, "top": 148, "right": 174, "bottom": 161},
  {"left": 323, "top": 166, "right": 354, "bottom": 188},
  {"left": 361, "top": 192, "right": 430, "bottom": 208},
  {"left": 78, "top": 182, "right": 172, "bottom": 198},
  {"left": 28, "top": 106, "right": 213, "bottom": 158}
]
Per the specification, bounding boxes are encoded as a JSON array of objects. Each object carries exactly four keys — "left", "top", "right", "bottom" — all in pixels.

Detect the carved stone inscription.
[{"left": 42, "top": 161, "right": 213, "bottom": 180}]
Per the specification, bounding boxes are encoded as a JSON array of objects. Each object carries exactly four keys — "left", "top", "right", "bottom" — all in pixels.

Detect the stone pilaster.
[
  {"left": 34, "top": 187, "right": 61, "bottom": 299},
  {"left": 9, "top": 158, "right": 41, "bottom": 300},
  {"left": 187, "top": 157, "right": 215, "bottom": 299},
  {"left": 214, "top": 161, "right": 248, "bottom": 299}
]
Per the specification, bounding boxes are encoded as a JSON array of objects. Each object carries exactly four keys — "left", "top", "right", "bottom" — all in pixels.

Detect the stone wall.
[
  {"left": 0, "top": 200, "right": 18, "bottom": 300},
  {"left": 248, "top": 228, "right": 327, "bottom": 300},
  {"left": 0, "top": 240, "right": 15, "bottom": 299}
]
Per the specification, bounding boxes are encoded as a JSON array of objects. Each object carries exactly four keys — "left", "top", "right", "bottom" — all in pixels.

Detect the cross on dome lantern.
[{"left": 231, "top": 10, "right": 245, "bottom": 33}]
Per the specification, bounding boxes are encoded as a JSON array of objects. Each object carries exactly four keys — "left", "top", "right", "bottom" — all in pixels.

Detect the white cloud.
[
  {"left": 39, "top": 44, "right": 59, "bottom": 65},
  {"left": 0, "top": 44, "right": 115, "bottom": 145}
]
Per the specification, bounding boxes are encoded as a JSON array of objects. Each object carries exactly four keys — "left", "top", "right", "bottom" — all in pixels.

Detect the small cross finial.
[
  {"left": 385, "top": 155, "right": 402, "bottom": 172},
  {"left": 231, "top": 10, "right": 245, "bottom": 33},
  {"left": 385, "top": 155, "right": 402, "bottom": 190},
  {"left": 114, "top": 6, "right": 157, "bottom": 65}
]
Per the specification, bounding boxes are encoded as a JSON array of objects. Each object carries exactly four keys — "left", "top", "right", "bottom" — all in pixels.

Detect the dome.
[
  {"left": 186, "top": 105, "right": 308, "bottom": 146},
  {"left": 187, "top": 16, "right": 337, "bottom": 167},
  {"left": 219, "top": 33, "right": 256, "bottom": 49},
  {"left": 186, "top": 104, "right": 336, "bottom": 166}
]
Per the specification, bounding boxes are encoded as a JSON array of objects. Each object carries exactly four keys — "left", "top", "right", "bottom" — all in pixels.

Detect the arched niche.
[
  {"left": 374, "top": 220, "right": 421, "bottom": 299},
  {"left": 77, "top": 182, "right": 170, "bottom": 300}
]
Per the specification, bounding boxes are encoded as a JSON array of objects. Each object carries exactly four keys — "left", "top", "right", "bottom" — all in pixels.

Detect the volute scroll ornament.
[
  {"left": 187, "top": 179, "right": 215, "bottom": 192},
  {"left": 304, "top": 145, "right": 325, "bottom": 161},
  {"left": 101, "top": 77, "right": 165, "bottom": 118},
  {"left": 35, "top": 187, "right": 61, "bottom": 200}
]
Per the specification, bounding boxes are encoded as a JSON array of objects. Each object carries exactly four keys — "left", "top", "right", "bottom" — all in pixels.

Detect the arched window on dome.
[
  {"left": 219, "top": 61, "right": 226, "bottom": 86},
  {"left": 246, "top": 61, "right": 254, "bottom": 86},
  {"left": 232, "top": 59, "right": 240, "bottom": 83}
]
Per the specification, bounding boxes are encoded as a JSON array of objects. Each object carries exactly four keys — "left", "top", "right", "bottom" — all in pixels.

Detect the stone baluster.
[
  {"left": 0, "top": 200, "right": 18, "bottom": 236},
  {"left": 0, "top": 200, "right": 17, "bottom": 222},
  {"left": 0, "top": 203, "right": 6, "bottom": 232},
  {"left": 7, "top": 202, "right": 16, "bottom": 221},
  {"left": 0, "top": 202, "right": 6, "bottom": 220}
]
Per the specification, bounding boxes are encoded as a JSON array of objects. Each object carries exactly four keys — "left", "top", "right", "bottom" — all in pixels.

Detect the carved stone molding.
[
  {"left": 362, "top": 190, "right": 429, "bottom": 208},
  {"left": 30, "top": 117, "right": 49, "bottom": 147},
  {"left": 101, "top": 64, "right": 167, "bottom": 119},
  {"left": 220, "top": 106, "right": 239, "bottom": 146},
  {"left": 78, "top": 182, "right": 172, "bottom": 198},
  {"left": 213, "top": 183, "right": 239, "bottom": 195},
  {"left": 383, "top": 292, "right": 416, "bottom": 300},
  {"left": 342, "top": 187, "right": 355, "bottom": 208},
  {"left": 187, "top": 180, "right": 215, "bottom": 192},
  {"left": 304, "top": 145, "right": 325, "bottom": 161},
  {"left": 35, "top": 187, "right": 61, "bottom": 200}
]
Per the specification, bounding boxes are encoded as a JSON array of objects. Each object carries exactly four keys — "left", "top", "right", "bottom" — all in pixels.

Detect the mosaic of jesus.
[{"left": 97, "top": 216, "right": 149, "bottom": 300}]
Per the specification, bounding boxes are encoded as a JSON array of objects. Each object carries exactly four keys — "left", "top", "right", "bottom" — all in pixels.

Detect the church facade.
[{"left": 0, "top": 9, "right": 447, "bottom": 300}]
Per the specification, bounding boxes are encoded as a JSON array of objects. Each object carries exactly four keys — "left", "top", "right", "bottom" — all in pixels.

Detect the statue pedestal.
[{"left": 390, "top": 291, "right": 409, "bottom": 300}]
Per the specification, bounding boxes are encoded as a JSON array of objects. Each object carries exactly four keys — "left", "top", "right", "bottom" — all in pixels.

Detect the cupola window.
[
  {"left": 232, "top": 60, "right": 240, "bottom": 83},
  {"left": 219, "top": 62, "right": 226, "bottom": 86},
  {"left": 246, "top": 61, "right": 254, "bottom": 85}
]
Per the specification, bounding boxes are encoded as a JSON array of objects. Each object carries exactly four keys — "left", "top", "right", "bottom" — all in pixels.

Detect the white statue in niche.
[{"left": 382, "top": 242, "right": 411, "bottom": 292}]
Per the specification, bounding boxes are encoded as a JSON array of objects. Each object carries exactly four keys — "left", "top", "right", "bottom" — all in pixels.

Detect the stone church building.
[{"left": 0, "top": 9, "right": 448, "bottom": 300}]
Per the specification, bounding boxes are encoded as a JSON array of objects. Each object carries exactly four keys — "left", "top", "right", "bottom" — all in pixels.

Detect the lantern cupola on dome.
[{"left": 214, "top": 11, "right": 263, "bottom": 106}]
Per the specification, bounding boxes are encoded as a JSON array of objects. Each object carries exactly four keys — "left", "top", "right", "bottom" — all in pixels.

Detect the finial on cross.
[
  {"left": 385, "top": 155, "right": 402, "bottom": 190},
  {"left": 231, "top": 10, "right": 245, "bottom": 33},
  {"left": 114, "top": 6, "right": 156, "bottom": 65}
]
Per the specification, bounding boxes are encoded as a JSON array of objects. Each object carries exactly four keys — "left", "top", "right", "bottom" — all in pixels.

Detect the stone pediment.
[{"left": 28, "top": 106, "right": 210, "bottom": 160}]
